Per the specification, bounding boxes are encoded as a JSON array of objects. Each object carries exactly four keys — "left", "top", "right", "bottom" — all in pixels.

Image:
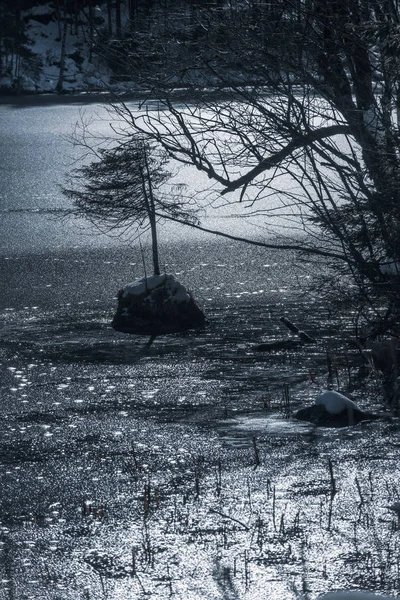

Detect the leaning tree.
[
  {"left": 64, "top": 134, "right": 205, "bottom": 338},
  {"left": 109, "top": 0, "right": 400, "bottom": 338},
  {"left": 64, "top": 135, "right": 197, "bottom": 276}
]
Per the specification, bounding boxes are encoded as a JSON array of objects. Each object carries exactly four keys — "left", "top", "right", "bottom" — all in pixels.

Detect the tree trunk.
[
  {"left": 87, "top": 1, "right": 94, "bottom": 63},
  {"left": 107, "top": 0, "right": 112, "bottom": 37},
  {"left": 148, "top": 202, "right": 161, "bottom": 276},
  {"left": 14, "top": 2, "right": 21, "bottom": 91},
  {"left": 115, "top": 0, "right": 122, "bottom": 39},
  {"left": 55, "top": 18, "right": 68, "bottom": 93},
  {"left": 140, "top": 155, "right": 160, "bottom": 276},
  {"left": 128, "top": 0, "right": 136, "bottom": 29},
  {"left": 55, "top": 0, "right": 62, "bottom": 38},
  {"left": 74, "top": 0, "right": 79, "bottom": 36}
]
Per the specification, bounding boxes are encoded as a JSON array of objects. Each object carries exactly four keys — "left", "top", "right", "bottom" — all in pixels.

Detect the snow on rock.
[
  {"left": 112, "top": 274, "right": 206, "bottom": 336},
  {"left": 122, "top": 274, "right": 191, "bottom": 304},
  {"left": 295, "top": 390, "right": 380, "bottom": 427},
  {"left": 315, "top": 390, "right": 360, "bottom": 415},
  {"left": 318, "top": 592, "right": 398, "bottom": 600}
]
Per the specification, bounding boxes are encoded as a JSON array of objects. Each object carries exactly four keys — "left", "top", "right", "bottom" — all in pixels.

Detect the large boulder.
[
  {"left": 112, "top": 274, "right": 206, "bottom": 336},
  {"left": 295, "top": 390, "right": 380, "bottom": 427}
]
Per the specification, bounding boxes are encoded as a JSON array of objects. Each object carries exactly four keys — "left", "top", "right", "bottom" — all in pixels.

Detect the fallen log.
[{"left": 280, "top": 316, "right": 316, "bottom": 343}]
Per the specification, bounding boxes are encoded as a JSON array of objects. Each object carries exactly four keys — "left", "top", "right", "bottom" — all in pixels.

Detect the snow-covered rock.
[
  {"left": 315, "top": 390, "right": 360, "bottom": 415},
  {"left": 295, "top": 390, "right": 380, "bottom": 427},
  {"left": 122, "top": 274, "right": 191, "bottom": 304},
  {"left": 318, "top": 592, "right": 398, "bottom": 600},
  {"left": 112, "top": 274, "right": 206, "bottom": 336}
]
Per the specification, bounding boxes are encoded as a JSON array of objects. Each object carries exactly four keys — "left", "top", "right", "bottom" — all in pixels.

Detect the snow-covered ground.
[
  {"left": 0, "top": 3, "right": 261, "bottom": 95},
  {"left": 0, "top": 2, "right": 135, "bottom": 94}
]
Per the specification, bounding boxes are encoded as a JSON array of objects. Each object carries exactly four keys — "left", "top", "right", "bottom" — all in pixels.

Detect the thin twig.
[{"left": 209, "top": 508, "right": 250, "bottom": 531}]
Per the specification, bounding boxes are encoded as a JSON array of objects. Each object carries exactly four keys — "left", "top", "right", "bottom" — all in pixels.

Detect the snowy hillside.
[{"left": 0, "top": 2, "right": 136, "bottom": 94}]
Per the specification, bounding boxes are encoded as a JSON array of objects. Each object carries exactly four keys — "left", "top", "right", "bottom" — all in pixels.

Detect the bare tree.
[{"left": 108, "top": 0, "right": 400, "bottom": 337}]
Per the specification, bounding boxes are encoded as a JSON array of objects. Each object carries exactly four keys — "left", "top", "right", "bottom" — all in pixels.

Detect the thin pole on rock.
[
  {"left": 328, "top": 458, "right": 336, "bottom": 495},
  {"left": 326, "top": 348, "right": 334, "bottom": 388},
  {"left": 141, "top": 146, "right": 160, "bottom": 276},
  {"left": 252, "top": 436, "right": 260, "bottom": 469},
  {"left": 139, "top": 236, "right": 148, "bottom": 295},
  {"left": 146, "top": 334, "right": 156, "bottom": 348}
]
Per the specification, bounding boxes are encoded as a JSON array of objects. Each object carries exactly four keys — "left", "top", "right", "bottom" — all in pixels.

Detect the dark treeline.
[{"left": 0, "top": 0, "right": 301, "bottom": 90}]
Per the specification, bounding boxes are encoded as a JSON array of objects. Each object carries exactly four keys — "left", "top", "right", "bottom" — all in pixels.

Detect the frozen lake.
[
  {"left": 0, "top": 93, "right": 286, "bottom": 256},
  {"left": 0, "top": 93, "right": 308, "bottom": 320},
  {"left": 1, "top": 95, "right": 399, "bottom": 600}
]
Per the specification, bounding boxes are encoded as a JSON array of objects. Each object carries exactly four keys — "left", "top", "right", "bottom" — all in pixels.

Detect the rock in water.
[
  {"left": 315, "top": 390, "right": 360, "bottom": 414},
  {"left": 295, "top": 390, "right": 380, "bottom": 427},
  {"left": 112, "top": 274, "right": 206, "bottom": 336}
]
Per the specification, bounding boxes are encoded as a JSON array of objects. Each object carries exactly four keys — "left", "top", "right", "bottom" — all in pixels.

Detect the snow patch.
[
  {"left": 363, "top": 106, "right": 386, "bottom": 142},
  {"left": 122, "top": 274, "right": 191, "bottom": 304},
  {"left": 28, "top": 4, "right": 55, "bottom": 16},
  {"left": 315, "top": 390, "right": 359, "bottom": 415},
  {"left": 380, "top": 258, "right": 400, "bottom": 275},
  {"left": 0, "top": 2, "right": 114, "bottom": 93}
]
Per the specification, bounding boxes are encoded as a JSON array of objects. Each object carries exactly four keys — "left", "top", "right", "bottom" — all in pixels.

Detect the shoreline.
[
  {"left": 0, "top": 89, "right": 149, "bottom": 108},
  {"left": 0, "top": 84, "right": 280, "bottom": 108}
]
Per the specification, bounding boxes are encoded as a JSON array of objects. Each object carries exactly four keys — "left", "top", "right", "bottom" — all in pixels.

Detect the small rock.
[{"left": 295, "top": 390, "right": 380, "bottom": 427}]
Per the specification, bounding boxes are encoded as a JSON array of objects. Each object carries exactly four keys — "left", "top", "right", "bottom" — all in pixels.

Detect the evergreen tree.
[{"left": 64, "top": 137, "right": 197, "bottom": 276}]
